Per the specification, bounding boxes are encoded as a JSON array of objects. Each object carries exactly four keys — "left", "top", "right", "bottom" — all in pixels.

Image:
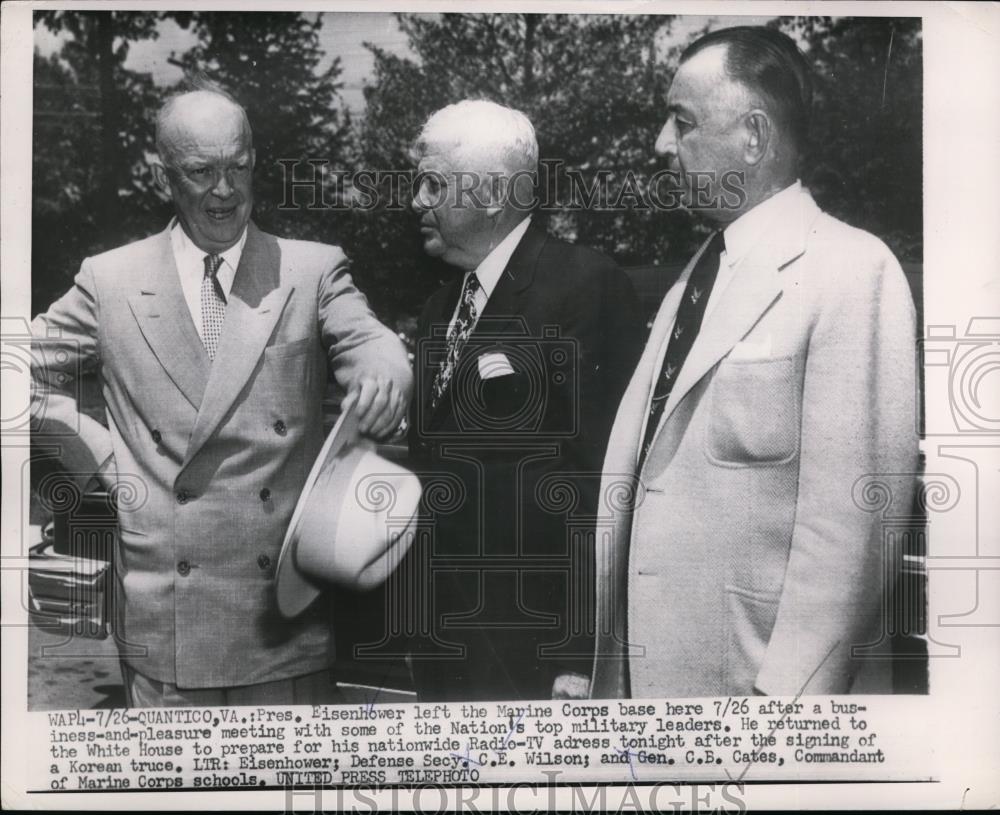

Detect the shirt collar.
[
  {"left": 170, "top": 220, "right": 248, "bottom": 281},
  {"left": 471, "top": 215, "right": 532, "bottom": 298},
  {"left": 722, "top": 180, "right": 801, "bottom": 268}
]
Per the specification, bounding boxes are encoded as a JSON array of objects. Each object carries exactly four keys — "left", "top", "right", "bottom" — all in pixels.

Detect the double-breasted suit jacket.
[
  {"left": 590, "top": 188, "right": 919, "bottom": 698},
  {"left": 31, "top": 221, "right": 411, "bottom": 688},
  {"left": 407, "top": 224, "right": 644, "bottom": 700}
]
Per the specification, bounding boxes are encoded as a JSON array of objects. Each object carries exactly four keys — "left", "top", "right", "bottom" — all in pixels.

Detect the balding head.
[
  {"left": 655, "top": 26, "right": 811, "bottom": 221},
  {"left": 151, "top": 85, "right": 256, "bottom": 253},
  {"left": 156, "top": 89, "right": 252, "bottom": 169}
]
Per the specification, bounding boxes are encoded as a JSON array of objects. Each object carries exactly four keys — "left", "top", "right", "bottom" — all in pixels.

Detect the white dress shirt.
[
  {"left": 170, "top": 221, "right": 248, "bottom": 342},
  {"left": 447, "top": 216, "right": 532, "bottom": 331}
]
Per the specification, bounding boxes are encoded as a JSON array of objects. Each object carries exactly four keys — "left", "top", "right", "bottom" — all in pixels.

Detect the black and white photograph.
[{"left": 1, "top": 0, "right": 997, "bottom": 810}]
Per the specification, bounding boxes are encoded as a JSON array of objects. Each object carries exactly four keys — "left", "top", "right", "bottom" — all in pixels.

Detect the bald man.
[{"left": 30, "top": 80, "right": 412, "bottom": 706}]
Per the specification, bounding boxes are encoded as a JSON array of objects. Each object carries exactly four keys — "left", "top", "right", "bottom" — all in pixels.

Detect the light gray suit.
[
  {"left": 591, "top": 188, "right": 918, "bottom": 698},
  {"left": 31, "top": 221, "right": 411, "bottom": 688}
]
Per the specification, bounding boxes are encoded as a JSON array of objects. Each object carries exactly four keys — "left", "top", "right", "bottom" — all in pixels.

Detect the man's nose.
[
  {"left": 655, "top": 120, "right": 677, "bottom": 159},
  {"left": 211, "top": 170, "right": 235, "bottom": 198}
]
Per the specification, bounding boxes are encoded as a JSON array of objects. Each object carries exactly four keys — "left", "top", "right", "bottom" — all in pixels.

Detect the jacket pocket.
[
  {"left": 705, "top": 356, "right": 799, "bottom": 466},
  {"left": 264, "top": 336, "right": 313, "bottom": 359}
]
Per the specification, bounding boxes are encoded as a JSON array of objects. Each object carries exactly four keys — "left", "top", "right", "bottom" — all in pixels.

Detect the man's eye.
[
  {"left": 189, "top": 168, "right": 211, "bottom": 178},
  {"left": 676, "top": 120, "right": 694, "bottom": 135}
]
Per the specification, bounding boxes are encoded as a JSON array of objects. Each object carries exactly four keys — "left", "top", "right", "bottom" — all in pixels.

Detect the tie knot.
[
  {"left": 464, "top": 272, "right": 480, "bottom": 293},
  {"left": 204, "top": 254, "right": 223, "bottom": 278}
]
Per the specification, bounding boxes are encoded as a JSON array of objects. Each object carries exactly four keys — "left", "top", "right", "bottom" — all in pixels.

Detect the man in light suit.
[
  {"left": 30, "top": 81, "right": 411, "bottom": 706},
  {"left": 405, "top": 100, "right": 643, "bottom": 701},
  {"left": 591, "top": 27, "right": 919, "bottom": 698}
]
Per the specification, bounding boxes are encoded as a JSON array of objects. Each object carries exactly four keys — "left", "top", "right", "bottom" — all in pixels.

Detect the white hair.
[{"left": 414, "top": 99, "right": 538, "bottom": 176}]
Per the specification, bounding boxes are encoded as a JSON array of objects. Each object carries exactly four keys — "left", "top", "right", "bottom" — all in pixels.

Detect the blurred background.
[{"left": 32, "top": 11, "right": 923, "bottom": 335}]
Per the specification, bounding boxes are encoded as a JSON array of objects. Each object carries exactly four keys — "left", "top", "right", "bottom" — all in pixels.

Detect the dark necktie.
[
  {"left": 430, "top": 272, "right": 480, "bottom": 411},
  {"left": 638, "top": 230, "right": 725, "bottom": 468},
  {"left": 201, "top": 254, "right": 227, "bottom": 360}
]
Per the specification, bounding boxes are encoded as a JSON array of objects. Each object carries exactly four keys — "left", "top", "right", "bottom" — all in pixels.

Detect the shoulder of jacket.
[
  {"left": 811, "top": 210, "right": 898, "bottom": 265},
  {"left": 85, "top": 230, "right": 167, "bottom": 272},
  {"left": 271, "top": 234, "right": 348, "bottom": 267},
  {"left": 537, "top": 230, "right": 621, "bottom": 284}
]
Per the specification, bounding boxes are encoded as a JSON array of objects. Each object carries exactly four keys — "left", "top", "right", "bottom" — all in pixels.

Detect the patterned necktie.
[
  {"left": 430, "top": 272, "right": 481, "bottom": 411},
  {"left": 201, "top": 254, "right": 227, "bottom": 360},
  {"left": 638, "top": 230, "right": 725, "bottom": 468}
]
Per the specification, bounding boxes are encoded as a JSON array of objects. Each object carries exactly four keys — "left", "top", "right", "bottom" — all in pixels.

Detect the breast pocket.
[
  {"left": 254, "top": 337, "right": 318, "bottom": 424},
  {"left": 265, "top": 337, "right": 314, "bottom": 359},
  {"left": 705, "top": 356, "right": 800, "bottom": 466}
]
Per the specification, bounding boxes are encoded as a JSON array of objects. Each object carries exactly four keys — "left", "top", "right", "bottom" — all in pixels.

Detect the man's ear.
[
  {"left": 250, "top": 147, "right": 256, "bottom": 172},
  {"left": 151, "top": 160, "right": 171, "bottom": 194},
  {"left": 485, "top": 173, "right": 505, "bottom": 219},
  {"left": 744, "top": 110, "right": 771, "bottom": 166}
]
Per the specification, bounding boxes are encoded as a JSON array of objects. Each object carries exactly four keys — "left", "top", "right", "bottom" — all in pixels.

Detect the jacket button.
[
  {"left": 176, "top": 490, "right": 190, "bottom": 504},
  {"left": 151, "top": 429, "right": 162, "bottom": 444},
  {"left": 259, "top": 488, "right": 271, "bottom": 502},
  {"left": 177, "top": 560, "right": 191, "bottom": 577},
  {"left": 273, "top": 420, "right": 286, "bottom": 436},
  {"left": 257, "top": 554, "right": 271, "bottom": 570}
]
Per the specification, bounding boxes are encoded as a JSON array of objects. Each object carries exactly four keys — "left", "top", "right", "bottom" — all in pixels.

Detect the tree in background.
[
  {"left": 33, "top": 11, "right": 163, "bottom": 311},
  {"left": 350, "top": 13, "right": 687, "bottom": 329},
  {"left": 30, "top": 11, "right": 923, "bottom": 331},
  {"left": 31, "top": 10, "right": 353, "bottom": 315},
  {"left": 166, "top": 12, "right": 352, "bottom": 243},
  {"left": 781, "top": 16, "right": 923, "bottom": 263},
  {"left": 351, "top": 12, "right": 922, "bottom": 329}
]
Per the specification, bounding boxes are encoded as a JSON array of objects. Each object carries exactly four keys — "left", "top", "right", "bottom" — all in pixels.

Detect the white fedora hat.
[{"left": 275, "top": 404, "right": 422, "bottom": 618}]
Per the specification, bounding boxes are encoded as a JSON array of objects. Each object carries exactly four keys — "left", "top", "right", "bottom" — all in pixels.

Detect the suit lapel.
[
  {"left": 427, "top": 223, "right": 546, "bottom": 422},
  {"left": 589, "top": 251, "right": 692, "bottom": 698},
  {"left": 127, "top": 223, "right": 210, "bottom": 410},
  {"left": 473, "top": 223, "right": 545, "bottom": 332},
  {"left": 657, "top": 189, "right": 823, "bottom": 429},
  {"left": 183, "top": 224, "right": 292, "bottom": 466}
]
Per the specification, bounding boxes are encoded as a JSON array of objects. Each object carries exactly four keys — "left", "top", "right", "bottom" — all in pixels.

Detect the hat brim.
[{"left": 275, "top": 403, "right": 360, "bottom": 618}]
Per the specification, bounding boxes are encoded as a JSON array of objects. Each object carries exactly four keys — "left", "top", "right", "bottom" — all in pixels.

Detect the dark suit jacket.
[{"left": 406, "top": 223, "right": 643, "bottom": 701}]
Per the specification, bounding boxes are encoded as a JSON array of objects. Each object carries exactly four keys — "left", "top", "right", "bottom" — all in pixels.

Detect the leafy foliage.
[
  {"left": 166, "top": 12, "right": 352, "bottom": 240},
  {"left": 779, "top": 16, "right": 923, "bottom": 262},
  {"left": 33, "top": 11, "right": 164, "bottom": 308},
  {"left": 30, "top": 11, "right": 922, "bottom": 332}
]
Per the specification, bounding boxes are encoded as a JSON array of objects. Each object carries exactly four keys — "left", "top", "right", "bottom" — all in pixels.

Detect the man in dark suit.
[
  {"left": 30, "top": 80, "right": 411, "bottom": 706},
  {"left": 404, "top": 100, "right": 643, "bottom": 701}
]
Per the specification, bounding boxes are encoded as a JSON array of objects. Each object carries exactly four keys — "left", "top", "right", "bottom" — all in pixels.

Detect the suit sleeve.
[
  {"left": 30, "top": 260, "right": 115, "bottom": 490},
  {"left": 317, "top": 249, "right": 413, "bottom": 407},
  {"left": 548, "top": 259, "right": 644, "bottom": 680},
  {"left": 754, "top": 241, "right": 919, "bottom": 694},
  {"left": 561, "top": 260, "right": 645, "bottom": 476}
]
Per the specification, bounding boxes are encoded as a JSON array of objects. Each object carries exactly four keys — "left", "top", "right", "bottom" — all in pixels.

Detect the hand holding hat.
[{"left": 275, "top": 401, "right": 422, "bottom": 618}]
